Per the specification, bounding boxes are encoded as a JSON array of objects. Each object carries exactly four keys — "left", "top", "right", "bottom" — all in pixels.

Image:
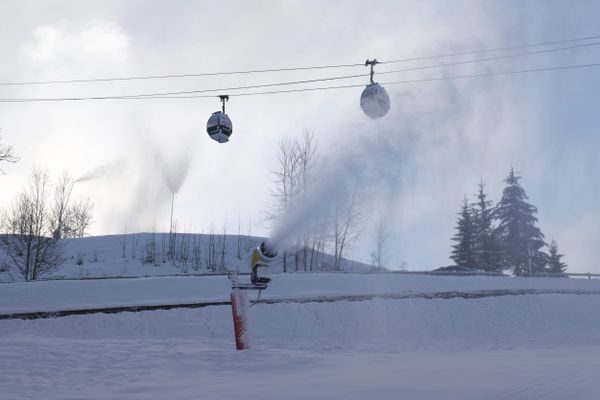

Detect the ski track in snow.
[{"left": 3, "top": 287, "right": 600, "bottom": 320}]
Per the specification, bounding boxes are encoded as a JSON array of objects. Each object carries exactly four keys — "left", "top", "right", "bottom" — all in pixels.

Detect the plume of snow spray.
[
  {"left": 269, "top": 124, "right": 416, "bottom": 251},
  {"left": 153, "top": 148, "right": 193, "bottom": 235},
  {"left": 75, "top": 159, "right": 126, "bottom": 183},
  {"left": 155, "top": 150, "right": 192, "bottom": 194}
]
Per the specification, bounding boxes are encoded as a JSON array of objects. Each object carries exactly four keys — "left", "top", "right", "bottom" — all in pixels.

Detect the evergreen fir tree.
[
  {"left": 547, "top": 240, "right": 567, "bottom": 273},
  {"left": 451, "top": 198, "right": 477, "bottom": 268},
  {"left": 495, "top": 167, "right": 546, "bottom": 276},
  {"left": 471, "top": 180, "right": 502, "bottom": 272}
]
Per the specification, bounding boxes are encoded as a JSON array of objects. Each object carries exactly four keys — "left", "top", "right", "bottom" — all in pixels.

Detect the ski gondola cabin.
[
  {"left": 360, "top": 82, "right": 390, "bottom": 119},
  {"left": 207, "top": 111, "right": 233, "bottom": 143}
]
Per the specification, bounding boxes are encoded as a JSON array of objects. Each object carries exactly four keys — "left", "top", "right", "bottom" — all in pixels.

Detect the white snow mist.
[{"left": 269, "top": 122, "right": 417, "bottom": 250}]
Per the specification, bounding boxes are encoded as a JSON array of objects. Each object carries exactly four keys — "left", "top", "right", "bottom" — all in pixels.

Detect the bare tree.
[
  {"left": 69, "top": 198, "right": 93, "bottom": 238},
  {"left": 0, "top": 170, "right": 63, "bottom": 280},
  {"left": 119, "top": 226, "right": 128, "bottom": 258},
  {"left": 271, "top": 136, "right": 297, "bottom": 273},
  {"left": 217, "top": 222, "right": 227, "bottom": 272},
  {"left": 308, "top": 227, "right": 327, "bottom": 272},
  {"left": 176, "top": 228, "right": 191, "bottom": 273},
  {"left": 236, "top": 218, "right": 243, "bottom": 260},
  {"left": 371, "top": 218, "right": 393, "bottom": 270},
  {"left": 47, "top": 173, "right": 94, "bottom": 240},
  {"left": 331, "top": 192, "right": 361, "bottom": 271},
  {"left": 270, "top": 130, "right": 317, "bottom": 272},
  {"left": 130, "top": 233, "right": 140, "bottom": 260},
  {"left": 205, "top": 225, "right": 217, "bottom": 272},
  {"left": 0, "top": 136, "right": 19, "bottom": 174},
  {"left": 191, "top": 234, "right": 202, "bottom": 271},
  {"left": 295, "top": 132, "right": 317, "bottom": 272},
  {"left": 51, "top": 173, "right": 75, "bottom": 239},
  {"left": 160, "top": 231, "right": 168, "bottom": 263},
  {"left": 141, "top": 227, "right": 158, "bottom": 265}
]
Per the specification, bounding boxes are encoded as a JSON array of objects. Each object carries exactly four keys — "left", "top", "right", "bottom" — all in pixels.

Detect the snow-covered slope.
[{"left": 0, "top": 233, "right": 371, "bottom": 281}]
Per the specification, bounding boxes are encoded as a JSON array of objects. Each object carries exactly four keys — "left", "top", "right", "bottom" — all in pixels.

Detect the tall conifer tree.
[
  {"left": 547, "top": 240, "right": 567, "bottom": 274},
  {"left": 451, "top": 198, "right": 477, "bottom": 268},
  {"left": 495, "top": 168, "right": 546, "bottom": 275},
  {"left": 471, "top": 180, "right": 501, "bottom": 272}
]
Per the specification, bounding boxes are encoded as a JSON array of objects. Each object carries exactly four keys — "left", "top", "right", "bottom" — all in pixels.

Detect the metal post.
[
  {"left": 365, "top": 59, "right": 378, "bottom": 84},
  {"left": 219, "top": 95, "right": 229, "bottom": 113}
]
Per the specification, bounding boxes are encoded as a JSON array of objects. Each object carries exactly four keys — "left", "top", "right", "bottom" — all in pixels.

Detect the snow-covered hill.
[{"left": 0, "top": 233, "right": 372, "bottom": 282}]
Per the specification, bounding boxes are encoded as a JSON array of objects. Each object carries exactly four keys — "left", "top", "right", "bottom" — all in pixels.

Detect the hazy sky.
[{"left": 0, "top": 0, "right": 599, "bottom": 272}]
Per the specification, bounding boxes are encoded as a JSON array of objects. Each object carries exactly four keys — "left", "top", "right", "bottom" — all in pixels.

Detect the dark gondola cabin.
[
  {"left": 207, "top": 111, "right": 233, "bottom": 143},
  {"left": 207, "top": 95, "right": 233, "bottom": 143}
]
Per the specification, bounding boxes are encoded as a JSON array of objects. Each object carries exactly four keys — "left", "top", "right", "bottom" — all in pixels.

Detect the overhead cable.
[
  {"left": 1, "top": 34, "right": 599, "bottom": 87},
  {"left": 3, "top": 40, "right": 598, "bottom": 102},
  {"left": 1, "top": 62, "right": 598, "bottom": 103}
]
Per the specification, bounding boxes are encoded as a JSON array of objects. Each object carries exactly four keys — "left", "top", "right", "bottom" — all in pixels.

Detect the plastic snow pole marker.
[
  {"left": 228, "top": 271, "right": 250, "bottom": 350},
  {"left": 230, "top": 288, "right": 250, "bottom": 350}
]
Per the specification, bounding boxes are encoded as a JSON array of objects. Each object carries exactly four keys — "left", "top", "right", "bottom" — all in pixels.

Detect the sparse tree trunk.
[
  {"left": 119, "top": 227, "right": 128, "bottom": 258},
  {"left": 236, "top": 219, "right": 243, "bottom": 260},
  {"left": 332, "top": 193, "right": 361, "bottom": 271},
  {"left": 371, "top": 218, "right": 392, "bottom": 270},
  {"left": 51, "top": 173, "right": 74, "bottom": 239}
]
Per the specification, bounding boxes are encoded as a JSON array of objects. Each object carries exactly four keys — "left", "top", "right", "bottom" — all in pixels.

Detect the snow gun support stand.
[{"left": 227, "top": 241, "right": 277, "bottom": 351}]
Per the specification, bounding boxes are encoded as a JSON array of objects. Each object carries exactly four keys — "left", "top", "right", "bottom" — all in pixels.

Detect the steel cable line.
[
  {"left": 79, "top": 71, "right": 370, "bottom": 99},
  {"left": 380, "top": 34, "right": 600, "bottom": 64},
  {"left": 1, "top": 34, "right": 599, "bottom": 87},
  {"left": 377, "top": 40, "right": 600, "bottom": 76},
  {"left": 1, "top": 62, "right": 599, "bottom": 103},
  {"left": 2, "top": 41, "right": 599, "bottom": 103},
  {"left": 138, "top": 62, "right": 600, "bottom": 99},
  {"left": 0, "top": 72, "right": 368, "bottom": 101},
  {"left": 0, "top": 63, "right": 365, "bottom": 87}
]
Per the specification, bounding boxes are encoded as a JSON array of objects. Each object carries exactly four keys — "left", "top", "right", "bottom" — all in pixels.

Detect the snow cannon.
[{"left": 250, "top": 241, "right": 278, "bottom": 286}]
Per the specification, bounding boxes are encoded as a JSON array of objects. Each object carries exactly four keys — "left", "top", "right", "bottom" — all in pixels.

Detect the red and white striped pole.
[{"left": 230, "top": 287, "right": 250, "bottom": 350}]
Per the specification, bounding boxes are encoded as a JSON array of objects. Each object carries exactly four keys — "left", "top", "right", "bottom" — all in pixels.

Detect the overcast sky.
[{"left": 0, "top": 0, "right": 599, "bottom": 272}]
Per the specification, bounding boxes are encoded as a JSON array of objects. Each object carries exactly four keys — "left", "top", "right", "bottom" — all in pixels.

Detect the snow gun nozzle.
[{"left": 260, "top": 241, "right": 278, "bottom": 259}]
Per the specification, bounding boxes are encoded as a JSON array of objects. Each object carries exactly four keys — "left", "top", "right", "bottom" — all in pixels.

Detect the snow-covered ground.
[
  {"left": 2, "top": 273, "right": 600, "bottom": 315},
  {"left": 2, "top": 273, "right": 600, "bottom": 399},
  {"left": 2, "top": 236, "right": 600, "bottom": 399}
]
